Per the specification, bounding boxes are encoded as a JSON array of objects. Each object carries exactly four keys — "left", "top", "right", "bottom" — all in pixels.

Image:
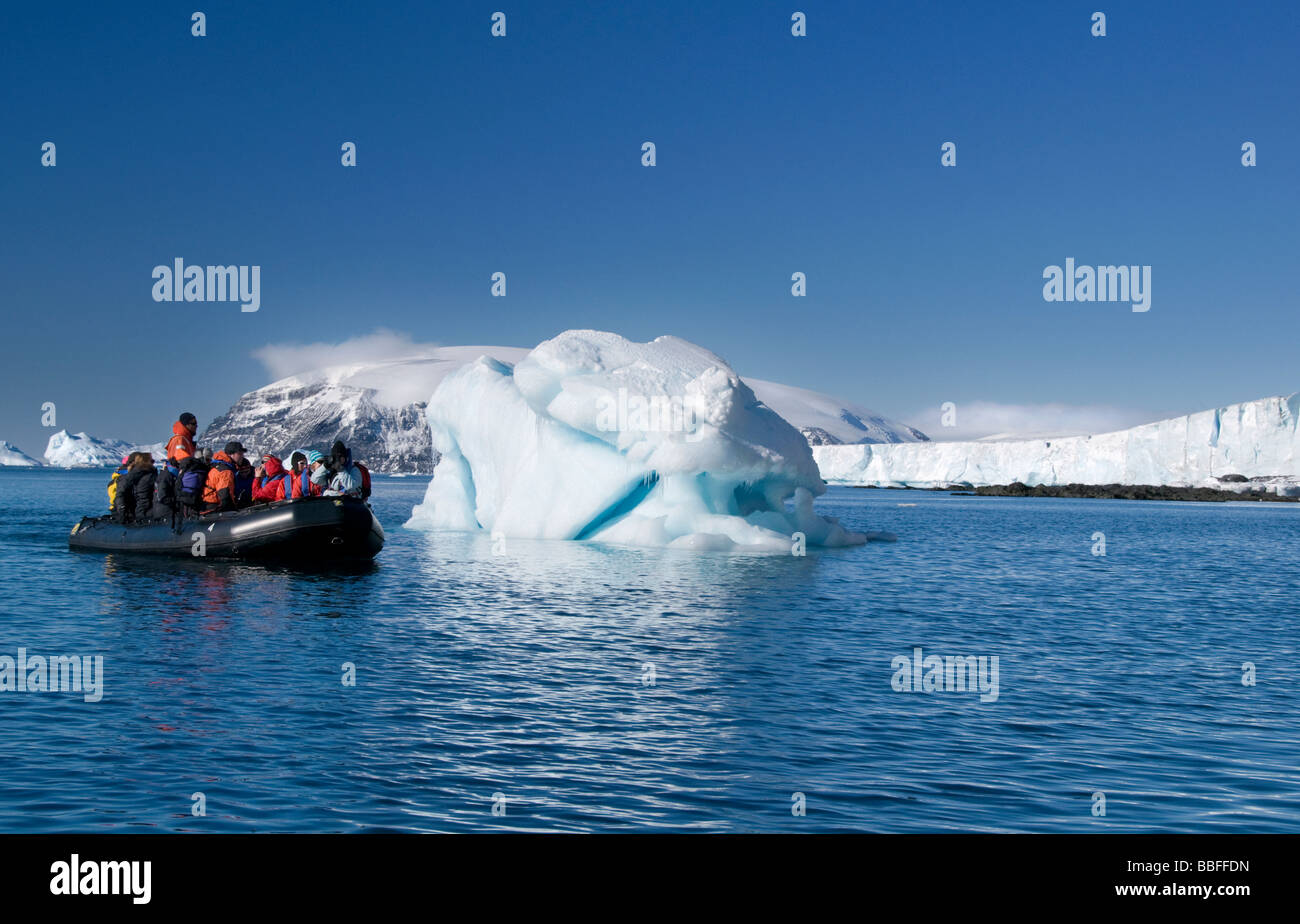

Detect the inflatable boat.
[{"left": 68, "top": 496, "right": 384, "bottom": 560}]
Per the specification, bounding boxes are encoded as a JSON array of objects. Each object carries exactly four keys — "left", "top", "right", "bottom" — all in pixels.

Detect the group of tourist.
[{"left": 108, "top": 413, "right": 371, "bottom": 524}]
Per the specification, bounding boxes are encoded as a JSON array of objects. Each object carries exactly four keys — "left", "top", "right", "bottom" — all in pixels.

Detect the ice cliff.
[{"left": 814, "top": 394, "right": 1300, "bottom": 493}]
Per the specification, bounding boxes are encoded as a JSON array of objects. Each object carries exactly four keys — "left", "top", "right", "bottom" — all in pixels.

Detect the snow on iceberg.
[
  {"left": 0, "top": 441, "right": 41, "bottom": 467},
  {"left": 406, "top": 331, "right": 870, "bottom": 551},
  {"left": 814, "top": 393, "right": 1300, "bottom": 491}
]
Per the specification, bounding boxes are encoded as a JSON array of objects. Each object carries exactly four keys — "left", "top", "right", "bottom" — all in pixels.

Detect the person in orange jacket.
[
  {"left": 165, "top": 412, "right": 198, "bottom": 462},
  {"left": 203, "top": 441, "right": 246, "bottom": 512},
  {"left": 251, "top": 454, "right": 291, "bottom": 502}
]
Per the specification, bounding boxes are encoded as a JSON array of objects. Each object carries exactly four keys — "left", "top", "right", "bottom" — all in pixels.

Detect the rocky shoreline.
[
  {"left": 849, "top": 481, "right": 1299, "bottom": 502},
  {"left": 967, "top": 482, "right": 1297, "bottom": 502}
]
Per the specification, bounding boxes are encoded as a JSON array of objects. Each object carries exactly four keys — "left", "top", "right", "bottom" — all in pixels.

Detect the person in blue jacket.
[{"left": 313, "top": 440, "right": 364, "bottom": 498}]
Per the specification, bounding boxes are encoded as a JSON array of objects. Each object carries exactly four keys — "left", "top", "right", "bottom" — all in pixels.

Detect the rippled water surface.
[{"left": 1, "top": 469, "right": 1296, "bottom": 832}]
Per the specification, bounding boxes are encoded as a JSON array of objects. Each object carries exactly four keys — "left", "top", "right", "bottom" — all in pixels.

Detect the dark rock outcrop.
[{"left": 970, "top": 482, "right": 1295, "bottom": 502}]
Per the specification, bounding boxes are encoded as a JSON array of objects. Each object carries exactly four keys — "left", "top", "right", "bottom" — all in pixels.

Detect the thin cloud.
[
  {"left": 906, "top": 401, "right": 1155, "bottom": 442},
  {"left": 251, "top": 330, "right": 440, "bottom": 381}
]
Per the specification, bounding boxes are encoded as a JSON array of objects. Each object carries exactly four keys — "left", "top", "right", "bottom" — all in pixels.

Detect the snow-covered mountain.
[
  {"left": 201, "top": 347, "right": 530, "bottom": 473},
  {"left": 814, "top": 393, "right": 1300, "bottom": 493},
  {"left": 745, "top": 379, "right": 928, "bottom": 445},
  {"left": 201, "top": 344, "right": 925, "bottom": 473},
  {"left": 0, "top": 441, "right": 41, "bottom": 467},
  {"left": 43, "top": 431, "right": 166, "bottom": 469}
]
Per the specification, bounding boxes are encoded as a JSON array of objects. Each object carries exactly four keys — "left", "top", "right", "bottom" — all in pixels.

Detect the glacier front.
[
  {"left": 406, "top": 331, "right": 869, "bottom": 551},
  {"left": 814, "top": 393, "right": 1300, "bottom": 492}
]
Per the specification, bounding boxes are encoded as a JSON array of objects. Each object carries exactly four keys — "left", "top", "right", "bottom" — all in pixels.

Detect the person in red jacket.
[
  {"left": 291, "top": 449, "right": 324, "bottom": 499},
  {"left": 287, "top": 450, "right": 308, "bottom": 484},
  {"left": 251, "top": 454, "right": 291, "bottom": 502},
  {"left": 165, "top": 412, "right": 198, "bottom": 462}
]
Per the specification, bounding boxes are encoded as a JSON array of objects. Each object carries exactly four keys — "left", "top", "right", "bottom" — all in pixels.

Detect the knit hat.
[{"left": 305, "top": 450, "right": 324, "bottom": 464}]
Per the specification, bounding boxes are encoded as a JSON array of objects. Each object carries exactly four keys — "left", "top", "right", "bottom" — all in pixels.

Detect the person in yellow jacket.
[{"left": 107, "top": 454, "right": 134, "bottom": 510}]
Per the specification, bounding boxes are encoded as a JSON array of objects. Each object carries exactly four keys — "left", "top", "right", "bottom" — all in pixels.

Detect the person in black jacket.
[
  {"left": 111, "top": 452, "right": 140, "bottom": 522},
  {"left": 113, "top": 453, "right": 157, "bottom": 523},
  {"left": 233, "top": 455, "right": 255, "bottom": 508},
  {"left": 153, "top": 456, "right": 180, "bottom": 522}
]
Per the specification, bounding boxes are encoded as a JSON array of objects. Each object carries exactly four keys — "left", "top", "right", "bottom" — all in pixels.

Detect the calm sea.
[{"left": 0, "top": 469, "right": 1296, "bottom": 832}]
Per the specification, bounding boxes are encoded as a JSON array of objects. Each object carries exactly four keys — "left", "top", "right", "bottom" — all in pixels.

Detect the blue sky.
[{"left": 2, "top": 1, "right": 1297, "bottom": 454}]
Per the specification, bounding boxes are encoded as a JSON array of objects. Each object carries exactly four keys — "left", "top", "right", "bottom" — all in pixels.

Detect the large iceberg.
[
  {"left": 814, "top": 393, "right": 1300, "bottom": 492},
  {"left": 44, "top": 431, "right": 131, "bottom": 468},
  {"left": 406, "top": 331, "right": 868, "bottom": 551},
  {"left": 43, "top": 430, "right": 166, "bottom": 468}
]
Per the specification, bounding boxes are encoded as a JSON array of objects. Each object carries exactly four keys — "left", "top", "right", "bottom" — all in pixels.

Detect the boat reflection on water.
[{"left": 97, "top": 552, "right": 380, "bottom": 632}]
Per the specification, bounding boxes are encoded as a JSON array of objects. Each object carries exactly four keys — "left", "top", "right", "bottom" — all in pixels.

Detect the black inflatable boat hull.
[{"left": 69, "top": 496, "right": 384, "bottom": 560}]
